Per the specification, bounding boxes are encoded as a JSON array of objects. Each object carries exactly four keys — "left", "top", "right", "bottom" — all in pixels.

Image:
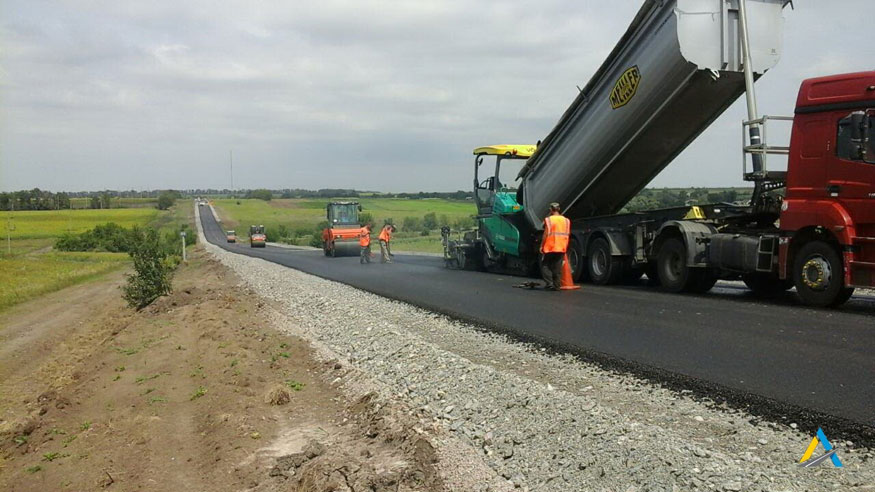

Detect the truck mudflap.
[{"left": 655, "top": 220, "right": 717, "bottom": 267}]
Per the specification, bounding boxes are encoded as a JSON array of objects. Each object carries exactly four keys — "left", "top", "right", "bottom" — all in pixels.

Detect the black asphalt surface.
[{"left": 200, "top": 206, "right": 875, "bottom": 431}]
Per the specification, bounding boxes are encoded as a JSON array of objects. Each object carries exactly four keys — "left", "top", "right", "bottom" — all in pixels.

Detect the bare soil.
[{"left": 0, "top": 250, "right": 441, "bottom": 491}]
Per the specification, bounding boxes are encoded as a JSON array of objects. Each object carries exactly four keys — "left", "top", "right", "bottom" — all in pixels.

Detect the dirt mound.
[{"left": 0, "top": 251, "right": 441, "bottom": 491}]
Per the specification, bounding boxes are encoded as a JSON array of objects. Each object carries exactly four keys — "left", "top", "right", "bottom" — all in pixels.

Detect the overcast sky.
[{"left": 1, "top": 1, "right": 872, "bottom": 192}]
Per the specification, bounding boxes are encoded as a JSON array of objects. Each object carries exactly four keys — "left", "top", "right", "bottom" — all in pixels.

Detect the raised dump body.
[{"left": 518, "top": 0, "right": 787, "bottom": 226}]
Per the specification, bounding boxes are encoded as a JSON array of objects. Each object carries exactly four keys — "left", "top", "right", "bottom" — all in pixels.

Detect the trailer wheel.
[
  {"left": 587, "top": 238, "right": 622, "bottom": 285},
  {"left": 742, "top": 273, "right": 793, "bottom": 298},
  {"left": 656, "top": 238, "right": 690, "bottom": 292},
  {"left": 792, "top": 241, "right": 854, "bottom": 307}
]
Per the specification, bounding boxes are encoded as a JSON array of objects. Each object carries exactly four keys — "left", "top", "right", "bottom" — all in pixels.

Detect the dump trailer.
[
  {"left": 249, "top": 225, "right": 266, "bottom": 248},
  {"left": 449, "top": 0, "right": 875, "bottom": 307},
  {"left": 321, "top": 201, "right": 363, "bottom": 257}
]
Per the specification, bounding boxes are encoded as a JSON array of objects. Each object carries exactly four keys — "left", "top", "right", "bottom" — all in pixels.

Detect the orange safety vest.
[
  {"left": 379, "top": 226, "right": 392, "bottom": 242},
  {"left": 359, "top": 227, "right": 371, "bottom": 247},
  {"left": 541, "top": 214, "right": 571, "bottom": 253}
]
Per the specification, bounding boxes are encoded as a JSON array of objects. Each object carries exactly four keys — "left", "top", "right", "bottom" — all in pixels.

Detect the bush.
[
  {"left": 246, "top": 189, "right": 273, "bottom": 201},
  {"left": 402, "top": 216, "right": 422, "bottom": 232},
  {"left": 422, "top": 212, "right": 437, "bottom": 230},
  {"left": 359, "top": 212, "right": 373, "bottom": 226},
  {"left": 157, "top": 193, "right": 175, "bottom": 210},
  {"left": 55, "top": 222, "right": 136, "bottom": 252},
  {"left": 452, "top": 216, "right": 476, "bottom": 230},
  {"left": 438, "top": 214, "right": 450, "bottom": 227},
  {"left": 420, "top": 229, "right": 429, "bottom": 236},
  {"left": 122, "top": 228, "right": 174, "bottom": 310}
]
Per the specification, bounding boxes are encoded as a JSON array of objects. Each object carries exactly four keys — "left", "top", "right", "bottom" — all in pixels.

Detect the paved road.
[{"left": 200, "top": 206, "right": 875, "bottom": 426}]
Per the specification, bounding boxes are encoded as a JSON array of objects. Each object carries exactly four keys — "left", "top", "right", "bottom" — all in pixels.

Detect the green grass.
[
  {"left": 0, "top": 200, "right": 196, "bottom": 312},
  {"left": 0, "top": 252, "right": 129, "bottom": 311},
  {"left": 2, "top": 208, "right": 159, "bottom": 240},
  {"left": 213, "top": 197, "right": 475, "bottom": 252}
]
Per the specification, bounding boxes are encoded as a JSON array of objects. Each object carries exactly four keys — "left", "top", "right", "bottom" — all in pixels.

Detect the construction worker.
[
  {"left": 540, "top": 202, "right": 571, "bottom": 291},
  {"left": 359, "top": 224, "right": 372, "bottom": 264},
  {"left": 378, "top": 223, "right": 396, "bottom": 263}
]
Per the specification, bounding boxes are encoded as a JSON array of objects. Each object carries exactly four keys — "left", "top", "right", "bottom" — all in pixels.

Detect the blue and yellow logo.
[{"left": 798, "top": 428, "right": 843, "bottom": 468}]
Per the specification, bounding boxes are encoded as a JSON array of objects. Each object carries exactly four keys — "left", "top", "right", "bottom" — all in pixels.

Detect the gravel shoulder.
[{"left": 197, "top": 205, "right": 875, "bottom": 492}]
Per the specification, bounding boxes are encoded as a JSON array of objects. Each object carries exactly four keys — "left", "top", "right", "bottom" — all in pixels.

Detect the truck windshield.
[{"left": 497, "top": 158, "right": 526, "bottom": 191}]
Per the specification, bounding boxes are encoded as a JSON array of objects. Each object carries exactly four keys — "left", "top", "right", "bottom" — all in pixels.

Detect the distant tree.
[
  {"left": 157, "top": 193, "right": 175, "bottom": 210},
  {"left": 422, "top": 212, "right": 438, "bottom": 230},
  {"left": 246, "top": 189, "right": 273, "bottom": 201}
]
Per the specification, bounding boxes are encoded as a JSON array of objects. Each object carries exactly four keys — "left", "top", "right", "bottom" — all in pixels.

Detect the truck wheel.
[
  {"left": 657, "top": 238, "right": 690, "bottom": 293},
  {"left": 587, "top": 238, "right": 622, "bottom": 285},
  {"left": 792, "top": 241, "right": 854, "bottom": 307},
  {"left": 567, "top": 238, "right": 585, "bottom": 282},
  {"left": 742, "top": 273, "right": 793, "bottom": 298}
]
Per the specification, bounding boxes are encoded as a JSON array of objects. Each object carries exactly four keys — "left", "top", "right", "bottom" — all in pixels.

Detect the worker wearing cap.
[
  {"left": 540, "top": 202, "right": 571, "bottom": 291},
  {"left": 378, "top": 223, "right": 396, "bottom": 263},
  {"left": 359, "top": 224, "right": 372, "bottom": 264}
]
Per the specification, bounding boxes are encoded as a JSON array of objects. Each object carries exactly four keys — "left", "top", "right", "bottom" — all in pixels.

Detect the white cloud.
[{"left": 1, "top": 0, "right": 873, "bottom": 192}]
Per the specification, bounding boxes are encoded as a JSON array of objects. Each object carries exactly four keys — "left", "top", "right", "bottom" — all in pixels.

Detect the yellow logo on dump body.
[{"left": 609, "top": 66, "right": 641, "bottom": 109}]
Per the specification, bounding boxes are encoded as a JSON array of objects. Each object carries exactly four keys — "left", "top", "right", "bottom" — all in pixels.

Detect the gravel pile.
[{"left": 196, "top": 207, "right": 874, "bottom": 492}]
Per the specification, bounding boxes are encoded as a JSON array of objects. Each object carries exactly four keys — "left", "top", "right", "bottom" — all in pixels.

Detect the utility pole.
[
  {"left": 7, "top": 201, "right": 14, "bottom": 255},
  {"left": 181, "top": 231, "right": 187, "bottom": 262},
  {"left": 229, "top": 149, "right": 234, "bottom": 196}
]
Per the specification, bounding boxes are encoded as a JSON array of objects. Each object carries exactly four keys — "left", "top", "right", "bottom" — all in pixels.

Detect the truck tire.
[
  {"left": 567, "top": 238, "right": 585, "bottom": 282},
  {"left": 587, "top": 237, "right": 622, "bottom": 285},
  {"left": 742, "top": 273, "right": 793, "bottom": 298},
  {"left": 792, "top": 241, "right": 854, "bottom": 307},
  {"left": 656, "top": 238, "right": 690, "bottom": 293}
]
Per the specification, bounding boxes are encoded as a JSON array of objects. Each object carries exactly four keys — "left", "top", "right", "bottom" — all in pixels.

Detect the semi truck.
[
  {"left": 447, "top": 0, "right": 875, "bottom": 307},
  {"left": 321, "top": 201, "right": 364, "bottom": 257}
]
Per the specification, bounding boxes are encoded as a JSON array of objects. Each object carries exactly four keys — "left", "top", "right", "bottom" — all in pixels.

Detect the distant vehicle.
[
  {"left": 249, "top": 225, "right": 266, "bottom": 248},
  {"left": 226, "top": 230, "right": 236, "bottom": 243},
  {"left": 321, "top": 201, "right": 362, "bottom": 257}
]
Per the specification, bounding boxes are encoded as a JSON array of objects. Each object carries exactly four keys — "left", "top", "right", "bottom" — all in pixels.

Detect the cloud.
[{"left": 1, "top": 0, "right": 873, "bottom": 192}]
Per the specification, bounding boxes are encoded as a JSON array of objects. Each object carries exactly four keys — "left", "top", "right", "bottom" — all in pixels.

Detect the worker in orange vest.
[
  {"left": 359, "top": 224, "right": 372, "bottom": 264},
  {"left": 378, "top": 223, "right": 396, "bottom": 263},
  {"left": 540, "top": 202, "right": 571, "bottom": 291}
]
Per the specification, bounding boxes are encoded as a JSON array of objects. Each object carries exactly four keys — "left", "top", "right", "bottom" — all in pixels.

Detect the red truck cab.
[{"left": 779, "top": 71, "right": 875, "bottom": 305}]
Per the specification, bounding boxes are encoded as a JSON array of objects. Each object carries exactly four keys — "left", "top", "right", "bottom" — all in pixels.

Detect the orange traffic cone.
[{"left": 560, "top": 253, "right": 580, "bottom": 290}]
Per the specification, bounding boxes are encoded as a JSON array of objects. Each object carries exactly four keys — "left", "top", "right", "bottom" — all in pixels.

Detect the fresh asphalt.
[{"left": 200, "top": 206, "right": 875, "bottom": 435}]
